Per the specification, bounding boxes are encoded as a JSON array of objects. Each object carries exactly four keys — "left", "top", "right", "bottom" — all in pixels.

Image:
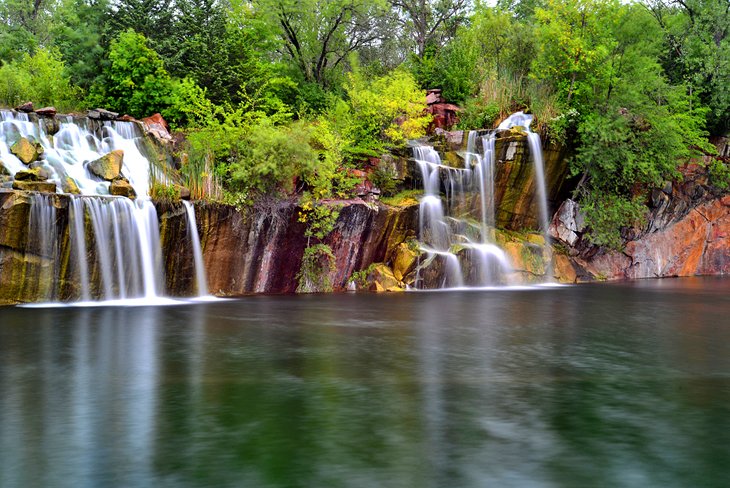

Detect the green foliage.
[
  {"left": 349, "top": 263, "right": 376, "bottom": 287},
  {"left": 149, "top": 182, "right": 181, "bottom": 201},
  {"left": 653, "top": 0, "right": 730, "bottom": 134},
  {"left": 337, "top": 68, "right": 431, "bottom": 159},
  {"left": 380, "top": 189, "right": 423, "bottom": 207},
  {"left": 708, "top": 159, "right": 730, "bottom": 190},
  {"left": 580, "top": 192, "right": 645, "bottom": 249},
  {"left": 296, "top": 243, "right": 336, "bottom": 293},
  {"left": 368, "top": 166, "right": 398, "bottom": 196},
  {"left": 52, "top": 0, "right": 109, "bottom": 90},
  {"left": 90, "top": 29, "right": 175, "bottom": 117},
  {"left": 532, "top": 0, "right": 619, "bottom": 108},
  {"left": 0, "top": 48, "right": 82, "bottom": 110}
]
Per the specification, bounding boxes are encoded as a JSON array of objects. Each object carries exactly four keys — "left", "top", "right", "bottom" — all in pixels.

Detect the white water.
[
  {"left": 413, "top": 111, "right": 552, "bottom": 288},
  {"left": 1, "top": 109, "right": 207, "bottom": 302},
  {"left": 183, "top": 201, "right": 209, "bottom": 297},
  {"left": 1, "top": 110, "right": 158, "bottom": 197}
]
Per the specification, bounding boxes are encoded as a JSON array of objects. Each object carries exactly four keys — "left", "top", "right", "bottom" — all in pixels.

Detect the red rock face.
[
  {"left": 559, "top": 197, "right": 730, "bottom": 282},
  {"left": 158, "top": 200, "right": 419, "bottom": 296}
]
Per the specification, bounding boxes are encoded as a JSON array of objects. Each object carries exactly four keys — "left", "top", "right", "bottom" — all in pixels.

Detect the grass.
[{"left": 380, "top": 189, "right": 423, "bottom": 207}]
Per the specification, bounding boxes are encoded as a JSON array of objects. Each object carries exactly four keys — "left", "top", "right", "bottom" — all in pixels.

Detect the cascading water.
[
  {"left": 183, "top": 201, "right": 208, "bottom": 296},
  {"left": 413, "top": 111, "right": 552, "bottom": 288},
  {"left": 1, "top": 109, "right": 207, "bottom": 302}
]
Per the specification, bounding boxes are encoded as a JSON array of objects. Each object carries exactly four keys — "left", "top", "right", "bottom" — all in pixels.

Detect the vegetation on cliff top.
[{"left": 0, "top": 0, "right": 728, "bottom": 247}]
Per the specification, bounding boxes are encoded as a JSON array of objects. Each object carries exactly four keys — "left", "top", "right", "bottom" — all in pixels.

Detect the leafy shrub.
[
  {"left": 296, "top": 243, "right": 336, "bottom": 293},
  {"left": 0, "top": 48, "right": 82, "bottom": 110},
  {"left": 89, "top": 29, "right": 175, "bottom": 118},
  {"left": 368, "top": 166, "right": 398, "bottom": 197},
  {"left": 337, "top": 69, "right": 431, "bottom": 161},
  {"left": 149, "top": 182, "right": 180, "bottom": 201}
]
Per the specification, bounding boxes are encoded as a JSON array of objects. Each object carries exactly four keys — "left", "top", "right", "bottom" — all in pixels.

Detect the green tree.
[
  {"left": 0, "top": 0, "right": 59, "bottom": 61},
  {"left": 571, "top": 3, "right": 712, "bottom": 246},
  {"left": 389, "top": 0, "right": 469, "bottom": 58},
  {"left": 647, "top": 0, "right": 730, "bottom": 134},
  {"left": 532, "top": 0, "right": 618, "bottom": 106},
  {"left": 0, "top": 47, "right": 81, "bottom": 109},
  {"left": 255, "top": 0, "right": 388, "bottom": 87},
  {"left": 90, "top": 29, "right": 175, "bottom": 118},
  {"left": 51, "top": 0, "right": 109, "bottom": 90}
]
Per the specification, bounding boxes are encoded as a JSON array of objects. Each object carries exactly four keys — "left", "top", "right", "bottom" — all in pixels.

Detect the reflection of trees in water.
[{"left": 3, "top": 284, "right": 730, "bottom": 487}]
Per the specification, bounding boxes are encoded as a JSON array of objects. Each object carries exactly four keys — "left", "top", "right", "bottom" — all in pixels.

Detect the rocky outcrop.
[
  {"left": 11, "top": 181, "right": 56, "bottom": 193},
  {"left": 157, "top": 198, "right": 418, "bottom": 296},
  {"left": 554, "top": 197, "right": 730, "bottom": 281}
]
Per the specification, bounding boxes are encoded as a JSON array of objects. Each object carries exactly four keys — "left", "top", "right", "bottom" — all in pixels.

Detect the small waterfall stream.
[
  {"left": 414, "top": 112, "right": 552, "bottom": 288},
  {"left": 2, "top": 109, "right": 208, "bottom": 303}
]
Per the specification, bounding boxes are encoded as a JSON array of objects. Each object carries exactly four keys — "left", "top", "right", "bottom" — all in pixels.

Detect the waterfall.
[
  {"left": 26, "top": 193, "right": 59, "bottom": 301},
  {"left": 413, "top": 111, "right": 552, "bottom": 288},
  {"left": 2, "top": 109, "right": 205, "bottom": 303},
  {"left": 67, "top": 196, "right": 164, "bottom": 301},
  {"left": 183, "top": 201, "right": 208, "bottom": 296},
  {"left": 499, "top": 112, "right": 553, "bottom": 281}
]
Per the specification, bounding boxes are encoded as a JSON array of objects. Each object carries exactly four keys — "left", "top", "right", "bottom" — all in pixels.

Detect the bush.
[
  {"left": 296, "top": 243, "right": 336, "bottom": 293},
  {"left": 0, "top": 48, "right": 82, "bottom": 110},
  {"left": 337, "top": 69, "right": 431, "bottom": 161}
]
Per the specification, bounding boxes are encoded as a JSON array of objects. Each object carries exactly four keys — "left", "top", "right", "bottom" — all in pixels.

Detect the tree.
[
  {"left": 389, "top": 0, "right": 469, "bottom": 58},
  {"left": 90, "top": 29, "right": 175, "bottom": 117},
  {"left": 255, "top": 0, "right": 388, "bottom": 87},
  {"left": 51, "top": 0, "right": 109, "bottom": 90},
  {"left": 570, "top": 3, "right": 712, "bottom": 246},
  {"left": 0, "top": 0, "right": 59, "bottom": 61},
  {"left": 647, "top": 0, "right": 730, "bottom": 134},
  {"left": 532, "top": 0, "right": 618, "bottom": 106}
]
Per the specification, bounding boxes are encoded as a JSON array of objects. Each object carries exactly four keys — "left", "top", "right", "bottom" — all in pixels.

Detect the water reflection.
[{"left": 1, "top": 279, "right": 730, "bottom": 487}]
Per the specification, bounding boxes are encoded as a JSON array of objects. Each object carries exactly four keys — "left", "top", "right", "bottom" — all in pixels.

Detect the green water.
[{"left": 2, "top": 278, "right": 730, "bottom": 487}]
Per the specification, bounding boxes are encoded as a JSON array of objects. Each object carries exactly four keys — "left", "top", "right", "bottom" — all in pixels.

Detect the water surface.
[{"left": 2, "top": 278, "right": 730, "bottom": 487}]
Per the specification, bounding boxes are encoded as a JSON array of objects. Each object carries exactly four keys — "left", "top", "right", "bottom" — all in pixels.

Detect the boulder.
[
  {"left": 549, "top": 199, "right": 585, "bottom": 247},
  {"left": 88, "top": 108, "right": 119, "bottom": 120},
  {"left": 88, "top": 150, "right": 124, "bottom": 181},
  {"left": 10, "top": 137, "right": 41, "bottom": 164},
  {"left": 175, "top": 185, "right": 191, "bottom": 200},
  {"left": 12, "top": 180, "right": 57, "bottom": 193},
  {"left": 35, "top": 106, "right": 57, "bottom": 117},
  {"left": 61, "top": 177, "right": 80, "bottom": 194},
  {"left": 14, "top": 168, "right": 48, "bottom": 181},
  {"left": 0, "top": 160, "right": 10, "bottom": 176},
  {"left": 15, "top": 102, "right": 33, "bottom": 113},
  {"left": 142, "top": 113, "right": 172, "bottom": 141},
  {"left": 367, "top": 263, "right": 404, "bottom": 292},
  {"left": 110, "top": 179, "right": 136, "bottom": 199},
  {"left": 391, "top": 242, "right": 419, "bottom": 281},
  {"left": 40, "top": 117, "right": 60, "bottom": 136}
]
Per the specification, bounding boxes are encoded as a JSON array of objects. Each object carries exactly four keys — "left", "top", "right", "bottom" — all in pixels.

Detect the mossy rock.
[
  {"left": 110, "top": 179, "right": 136, "bottom": 199},
  {"left": 12, "top": 180, "right": 57, "bottom": 193},
  {"left": 10, "top": 137, "right": 41, "bottom": 165},
  {"left": 88, "top": 150, "right": 124, "bottom": 181},
  {"left": 0, "top": 160, "right": 10, "bottom": 176},
  {"left": 61, "top": 177, "right": 80, "bottom": 194},
  {"left": 14, "top": 167, "right": 48, "bottom": 181},
  {"left": 367, "top": 263, "right": 405, "bottom": 292},
  {"left": 392, "top": 242, "right": 419, "bottom": 281}
]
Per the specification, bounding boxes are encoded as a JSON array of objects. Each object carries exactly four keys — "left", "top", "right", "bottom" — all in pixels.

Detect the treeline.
[{"left": 1, "top": 0, "right": 728, "bottom": 247}]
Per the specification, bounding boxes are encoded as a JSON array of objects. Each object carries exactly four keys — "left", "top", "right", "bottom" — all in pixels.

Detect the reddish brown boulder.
[
  {"left": 142, "top": 113, "right": 171, "bottom": 141},
  {"left": 35, "top": 107, "right": 57, "bottom": 117},
  {"left": 15, "top": 102, "right": 33, "bottom": 113}
]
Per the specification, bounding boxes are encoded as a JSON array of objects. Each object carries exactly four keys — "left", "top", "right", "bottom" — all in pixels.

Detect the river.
[{"left": 1, "top": 278, "right": 730, "bottom": 487}]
